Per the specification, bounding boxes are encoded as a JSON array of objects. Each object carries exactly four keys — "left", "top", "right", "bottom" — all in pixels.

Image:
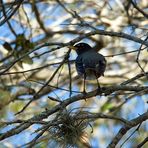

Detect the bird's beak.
[{"left": 68, "top": 45, "right": 77, "bottom": 50}]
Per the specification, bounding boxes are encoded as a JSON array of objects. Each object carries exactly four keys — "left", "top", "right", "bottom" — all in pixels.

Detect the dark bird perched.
[{"left": 70, "top": 42, "right": 106, "bottom": 93}]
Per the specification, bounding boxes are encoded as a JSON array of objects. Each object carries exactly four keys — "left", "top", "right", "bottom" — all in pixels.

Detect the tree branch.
[{"left": 107, "top": 111, "right": 148, "bottom": 148}]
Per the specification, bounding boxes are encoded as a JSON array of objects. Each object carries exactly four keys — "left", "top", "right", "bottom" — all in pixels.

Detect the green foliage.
[{"left": 0, "top": 88, "right": 11, "bottom": 109}]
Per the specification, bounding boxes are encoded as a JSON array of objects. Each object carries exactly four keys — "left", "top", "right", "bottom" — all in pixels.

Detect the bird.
[{"left": 70, "top": 42, "right": 106, "bottom": 93}]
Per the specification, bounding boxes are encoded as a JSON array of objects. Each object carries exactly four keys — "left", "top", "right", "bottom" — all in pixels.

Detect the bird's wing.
[
  {"left": 82, "top": 52, "right": 106, "bottom": 76},
  {"left": 75, "top": 56, "right": 85, "bottom": 75}
]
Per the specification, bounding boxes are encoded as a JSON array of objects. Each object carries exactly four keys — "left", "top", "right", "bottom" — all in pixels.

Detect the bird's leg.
[
  {"left": 83, "top": 73, "right": 87, "bottom": 95},
  {"left": 94, "top": 73, "right": 101, "bottom": 93},
  {"left": 96, "top": 78, "right": 100, "bottom": 90}
]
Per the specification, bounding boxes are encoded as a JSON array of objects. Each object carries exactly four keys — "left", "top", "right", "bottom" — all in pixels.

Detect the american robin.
[{"left": 70, "top": 42, "right": 106, "bottom": 93}]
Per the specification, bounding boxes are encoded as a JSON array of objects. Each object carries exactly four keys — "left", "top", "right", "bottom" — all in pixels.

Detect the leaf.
[
  {"left": 25, "top": 40, "right": 35, "bottom": 49},
  {"left": 10, "top": 102, "right": 25, "bottom": 113},
  {"left": 3, "top": 42, "right": 13, "bottom": 51},
  {"left": 17, "top": 61, "right": 23, "bottom": 68},
  {"left": 22, "top": 55, "right": 33, "bottom": 65},
  {"left": 0, "top": 89, "right": 11, "bottom": 109},
  {"left": 16, "top": 34, "right": 25, "bottom": 46},
  {"left": 0, "top": 121, "right": 6, "bottom": 128},
  {"left": 16, "top": 34, "right": 34, "bottom": 51},
  {"left": 101, "top": 103, "right": 114, "bottom": 112}
]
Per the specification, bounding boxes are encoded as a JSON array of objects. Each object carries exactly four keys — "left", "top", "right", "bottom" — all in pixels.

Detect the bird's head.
[{"left": 69, "top": 42, "right": 93, "bottom": 55}]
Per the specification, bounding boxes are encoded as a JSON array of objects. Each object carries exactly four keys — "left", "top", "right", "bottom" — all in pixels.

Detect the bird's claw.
[
  {"left": 82, "top": 90, "right": 87, "bottom": 101},
  {"left": 96, "top": 87, "right": 102, "bottom": 95}
]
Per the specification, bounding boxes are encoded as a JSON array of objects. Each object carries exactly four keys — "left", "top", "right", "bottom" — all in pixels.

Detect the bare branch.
[{"left": 107, "top": 111, "right": 148, "bottom": 148}]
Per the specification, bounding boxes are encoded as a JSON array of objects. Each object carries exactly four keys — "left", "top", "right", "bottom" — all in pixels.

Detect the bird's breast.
[{"left": 75, "top": 51, "right": 106, "bottom": 79}]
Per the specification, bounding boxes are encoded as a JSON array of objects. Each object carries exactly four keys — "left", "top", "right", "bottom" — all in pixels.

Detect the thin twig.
[
  {"left": 0, "top": 0, "right": 24, "bottom": 26},
  {"left": 136, "top": 137, "right": 148, "bottom": 148},
  {"left": 131, "top": 0, "right": 148, "bottom": 19},
  {"left": 107, "top": 112, "right": 148, "bottom": 148},
  {"left": 15, "top": 49, "right": 72, "bottom": 115},
  {"left": 136, "top": 35, "right": 148, "bottom": 79}
]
